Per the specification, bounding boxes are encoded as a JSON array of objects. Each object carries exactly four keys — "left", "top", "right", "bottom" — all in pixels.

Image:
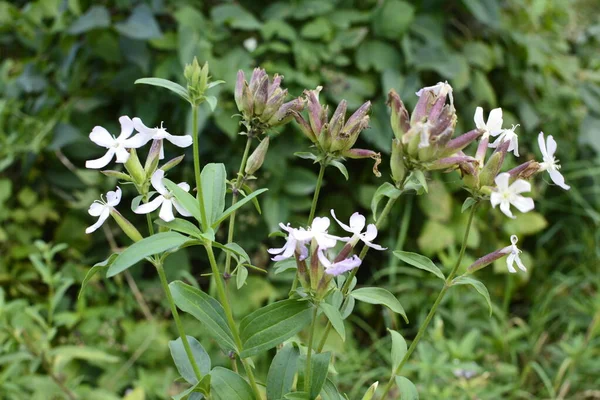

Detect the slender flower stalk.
[
  {"left": 308, "top": 163, "right": 326, "bottom": 223},
  {"left": 378, "top": 203, "right": 479, "bottom": 399}
]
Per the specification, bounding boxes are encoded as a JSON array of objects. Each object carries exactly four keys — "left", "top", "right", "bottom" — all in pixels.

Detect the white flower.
[
  {"left": 86, "top": 187, "right": 121, "bottom": 234},
  {"left": 538, "top": 132, "right": 570, "bottom": 190},
  {"left": 330, "top": 210, "right": 386, "bottom": 250},
  {"left": 85, "top": 116, "right": 148, "bottom": 169},
  {"left": 500, "top": 235, "right": 526, "bottom": 273},
  {"left": 268, "top": 223, "right": 311, "bottom": 261},
  {"left": 490, "top": 124, "right": 520, "bottom": 157},
  {"left": 133, "top": 118, "right": 193, "bottom": 159},
  {"left": 294, "top": 217, "right": 347, "bottom": 250},
  {"left": 317, "top": 249, "right": 362, "bottom": 276},
  {"left": 474, "top": 107, "right": 503, "bottom": 140},
  {"left": 133, "top": 169, "right": 192, "bottom": 222},
  {"left": 243, "top": 37, "right": 257, "bottom": 52},
  {"left": 490, "top": 173, "right": 534, "bottom": 219},
  {"left": 416, "top": 81, "right": 454, "bottom": 105}
]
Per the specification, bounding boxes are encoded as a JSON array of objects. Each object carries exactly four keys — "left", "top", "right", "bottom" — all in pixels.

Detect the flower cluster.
[
  {"left": 269, "top": 210, "right": 385, "bottom": 296},
  {"left": 293, "top": 87, "right": 382, "bottom": 176}
]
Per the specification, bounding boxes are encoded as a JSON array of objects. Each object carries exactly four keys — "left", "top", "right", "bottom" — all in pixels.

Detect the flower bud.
[
  {"left": 123, "top": 148, "right": 145, "bottom": 185},
  {"left": 479, "top": 141, "right": 509, "bottom": 187},
  {"left": 342, "top": 148, "right": 382, "bottom": 177},
  {"left": 390, "top": 139, "right": 406, "bottom": 185},
  {"left": 245, "top": 137, "right": 270, "bottom": 175},
  {"left": 307, "top": 87, "right": 326, "bottom": 135},
  {"left": 328, "top": 100, "right": 347, "bottom": 138},
  {"left": 253, "top": 74, "right": 269, "bottom": 116},
  {"left": 330, "top": 101, "right": 371, "bottom": 152},
  {"left": 388, "top": 89, "right": 410, "bottom": 139},
  {"left": 444, "top": 129, "right": 482, "bottom": 154},
  {"left": 184, "top": 57, "right": 201, "bottom": 86},
  {"left": 361, "top": 382, "right": 379, "bottom": 400},
  {"left": 411, "top": 90, "right": 434, "bottom": 125},
  {"left": 160, "top": 155, "right": 185, "bottom": 172},
  {"left": 292, "top": 111, "right": 318, "bottom": 143},
  {"left": 234, "top": 70, "right": 245, "bottom": 112},
  {"left": 467, "top": 247, "right": 508, "bottom": 274},
  {"left": 110, "top": 209, "right": 143, "bottom": 242},
  {"left": 508, "top": 160, "right": 541, "bottom": 180},
  {"left": 261, "top": 88, "right": 286, "bottom": 122},
  {"left": 267, "top": 97, "right": 304, "bottom": 127},
  {"left": 144, "top": 139, "right": 162, "bottom": 176},
  {"left": 249, "top": 68, "right": 265, "bottom": 94}
]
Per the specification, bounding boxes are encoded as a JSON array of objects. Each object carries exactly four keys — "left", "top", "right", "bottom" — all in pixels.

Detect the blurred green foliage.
[{"left": 1, "top": 0, "right": 599, "bottom": 398}]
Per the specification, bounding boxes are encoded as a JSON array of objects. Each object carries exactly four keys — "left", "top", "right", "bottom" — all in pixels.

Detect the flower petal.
[
  {"left": 317, "top": 249, "right": 332, "bottom": 268},
  {"left": 134, "top": 195, "right": 164, "bottom": 214},
  {"left": 490, "top": 192, "right": 502, "bottom": 208},
  {"left": 330, "top": 209, "right": 353, "bottom": 233},
  {"left": 509, "top": 179, "right": 531, "bottom": 194},
  {"left": 123, "top": 133, "right": 152, "bottom": 148},
  {"left": 488, "top": 108, "right": 503, "bottom": 132},
  {"left": 506, "top": 253, "right": 517, "bottom": 273},
  {"left": 85, "top": 208, "right": 110, "bottom": 234},
  {"left": 349, "top": 212, "right": 366, "bottom": 232},
  {"left": 88, "top": 202, "right": 105, "bottom": 217},
  {"left": 494, "top": 172, "right": 511, "bottom": 190},
  {"left": 364, "top": 240, "right": 386, "bottom": 251},
  {"left": 546, "top": 135, "right": 557, "bottom": 157},
  {"left": 159, "top": 199, "right": 175, "bottom": 222},
  {"left": 177, "top": 182, "right": 190, "bottom": 192},
  {"left": 118, "top": 116, "right": 134, "bottom": 139},
  {"left": 86, "top": 148, "right": 116, "bottom": 169},
  {"left": 324, "top": 255, "right": 362, "bottom": 276},
  {"left": 114, "top": 146, "right": 130, "bottom": 163},
  {"left": 537, "top": 132, "right": 548, "bottom": 158},
  {"left": 106, "top": 187, "right": 122, "bottom": 207},
  {"left": 511, "top": 195, "right": 534, "bottom": 213},
  {"left": 362, "top": 223, "right": 378, "bottom": 242},
  {"left": 172, "top": 199, "right": 192, "bottom": 217},
  {"left": 311, "top": 217, "right": 330, "bottom": 233},
  {"left": 89, "top": 126, "right": 115, "bottom": 147},
  {"left": 499, "top": 201, "right": 515, "bottom": 219},
  {"left": 132, "top": 117, "right": 155, "bottom": 136},
  {"left": 548, "top": 169, "right": 570, "bottom": 190},
  {"left": 474, "top": 107, "right": 484, "bottom": 130},
  {"left": 151, "top": 169, "right": 168, "bottom": 195},
  {"left": 164, "top": 132, "right": 193, "bottom": 148}
]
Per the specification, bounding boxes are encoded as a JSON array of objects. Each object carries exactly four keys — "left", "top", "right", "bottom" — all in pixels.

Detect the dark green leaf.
[
  {"left": 240, "top": 299, "right": 313, "bottom": 358},
  {"left": 155, "top": 218, "right": 204, "bottom": 240},
  {"left": 388, "top": 329, "right": 407, "bottom": 371},
  {"left": 67, "top": 6, "right": 110, "bottom": 35},
  {"left": 202, "top": 163, "right": 227, "bottom": 225},
  {"left": 392, "top": 251, "right": 445, "bottom": 280},
  {"left": 135, "top": 78, "right": 190, "bottom": 101},
  {"left": 168, "top": 336, "right": 211, "bottom": 384},
  {"left": 297, "top": 352, "right": 331, "bottom": 400},
  {"left": 452, "top": 276, "right": 493, "bottom": 316},
  {"left": 115, "top": 5, "right": 162, "bottom": 40},
  {"left": 210, "top": 367, "right": 254, "bottom": 400},
  {"left": 266, "top": 343, "right": 300, "bottom": 400},
  {"left": 107, "top": 232, "right": 189, "bottom": 277},
  {"left": 320, "top": 303, "right": 345, "bottom": 341},
  {"left": 371, "top": 182, "right": 402, "bottom": 220},
  {"left": 351, "top": 287, "right": 408, "bottom": 322},
  {"left": 79, "top": 253, "right": 117, "bottom": 298},
  {"left": 395, "top": 376, "right": 419, "bottom": 399},
  {"left": 164, "top": 179, "right": 204, "bottom": 225},
  {"left": 213, "top": 188, "right": 268, "bottom": 228}
]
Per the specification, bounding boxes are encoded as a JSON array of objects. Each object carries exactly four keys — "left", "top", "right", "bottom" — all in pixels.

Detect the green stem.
[
  {"left": 204, "top": 244, "right": 262, "bottom": 399},
  {"left": 308, "top": 163, "right": 326, "bottom": 224},
  {"left": 224, "top": 136, "right": 254, "bottom": 276},
  {"left": 389, "top": 197, "right": 412, "bottom": 286},
  {"left": 304, "top": 303, "right": 320, "bottom": 395},
  {"left": 317, "top": 195, "right": 400, "bottom": 353},
  {"left": 192, "top": 105, "right": 209, "bottom": 231},
  {"left": 378, "top": 203, "right": 478, "bottom": 399},
  {"left": 155, "top": 261, "right": 203, "bottom": 382}
]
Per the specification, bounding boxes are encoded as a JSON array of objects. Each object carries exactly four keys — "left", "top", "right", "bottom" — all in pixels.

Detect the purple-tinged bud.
[
  {"left": 253, "top": 74, "right": 269, "bottom": 116},
  {"left": 445, "top": 129, "right": 482, "bottom": 153},
  {"left": 428, "top": 91, "right": 451, "bottom": 122},
  {"left": 245, "top": 137, "right": 269, "bottom": 175},
  {"left": 294, "top": 253, "right": 310, "bottom": 289},
  {"left": 333, "top": 243, "right": 354, "bottom": 263},
  {"left": 268, "top": 74, "right": 283, "bottom": 97},
  {"left": 292, "top": 111, "right": 318, "bottom": 143},
  {"left": 110, "top": 209, "right": 143, "bottom": 242},
  {"left": 234, "top": 70, "right": 245, "bottom": 112},
  {"left": 331, "top": 101, "right": 371, "bottom": 152},
  {"left": 310, "top": 247, "right": 320, "bottom": 290},
  {"left": 306, "top": 87, "right": 325, "bottom": 135},
  {"left": 144, "top": 139, "right": 162, "bottom": 175},
  {"left": 508, "top": 160, "right": 541, "bottom": 180},
  {"left": 268, "top": 97, "right": 305, "bottom": 127},
  {"left": 467, "top": 247, "right": 510, "bottom": 274},
  {"left": 261, "top": 88, "right": 286, "bottom": 121},
  {"left": 391, "top": 138, "right": 406, "bottom": 184},
  {"left": 342, "top": 148, "right": 382, "bottom": 177},
  {"left": 328, "top": 100, "right": 347, "bottom": 138},
  {"left": 101, "top": 170, "right": 133, "bottom": 182},
  {"left": 411, "top": 90, "right": 434, "bottom": 125},
  {"left": 479, "top": 141, "right": 510, "bottom": 186},
  {"left": 388, "top": 89, "right": 410, "bottom": 139},
  {"left": 249, "top": 67, "right": 265, "bottom": 94},
  {"left": 160, "top": 155, "right": 185, "bottom": 172},
  {"left": 475, "top": 135, "right": 490, "bottom": 165},
  {"left": 342, "top": 101, "right": 371, "bottom": 136},
  {"left": 426, "top": 155, "right": 477, "bottom": 171},
  {"left": 240, "top": 81, "right": 254, "bottom": 117}
]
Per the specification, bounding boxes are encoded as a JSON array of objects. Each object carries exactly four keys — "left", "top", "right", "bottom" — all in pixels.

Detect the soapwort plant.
[{"left": 80, "top": 60, "right": 570, "bottom": 399}]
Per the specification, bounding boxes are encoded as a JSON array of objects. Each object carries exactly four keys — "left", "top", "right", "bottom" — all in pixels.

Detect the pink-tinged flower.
[
  {"left": 86, "top": 187, "right": 121, "bottom": 233},
  {"left": 132, "top": 118, "right": 193, "bottom": 159},
  {"left": 330, "top": 210, "right": 386, "bottom": 250},
  {"left": 490, "top": 124, "right": 520, "bottom": 157},
  {"left": 490, "top": 173, "right": 534, "bottom": 219},
  {"left": 86, "top": 116, "right": 148, "bottom": 169},
  {"left": 317, "top": 249, "right": 362, "bottom": 276},
  {"left": 500, "top": 235, "right": 526, "bottom": 273},
  {"left": 538, "top": 132, "right": 570, "bottom": 190},
  {"left": 268, "top": 223, "right": 311, "bottom": 261},
  {"left": 133, "top": 170, "right": 192, "bottom": 222}
]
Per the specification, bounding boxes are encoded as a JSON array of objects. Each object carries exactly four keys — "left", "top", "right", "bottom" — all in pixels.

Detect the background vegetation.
[{"left": 1, "top": 0, "right": 599, "bottom": 399}]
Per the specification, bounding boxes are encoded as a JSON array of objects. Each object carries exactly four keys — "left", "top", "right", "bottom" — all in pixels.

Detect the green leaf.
[
  {"left": 67, "top": 6, "right": 110, "bottom": 35},
  {"left": 297, "top": 352, "right": 331, "bottom": 400},
  {"left": 329, "top": 160, "right": 349, "bottom": 180},
  {"left": 79, "top": 254, "right": 117, "bottom": 299},
  {"left": 107, "top": 232, "right": 189, "bottom": 277},
  {"left": 212, "top": 242, "right": 250, "bottom": 264},
  {"left": 356, "top": 40, "right": 402, "bottom": 72},
  {"left": 452, "top": 276, "right": 493, "bottom": 316},
  {"left": 241, "top": 184, "right": 262, "bottom": 214},
  {"left": 164, "top": 179, "right": 203, "bottom": 225},
  {"left": 461, "top": 197, "right": 477, "bottom": 213},
  {"left": 211, "top": 4, "right": 262, "bottom": 30},
  {"left": 168, "top": 336, "right": 211, "bottom": 384},
  {"left": 205, "top": 96, "right": 217, "bottom": 111},
  {"left": 388, "top": 329, "right": 407, "bottom": 371},
  {"left": 351, "top": 287, "right": 408, "bottom": 323},
  {"left": 372, "top": 0, "right": 415, "bottom": 40},
  {"left": 169, "top": 281, "right": 237, "bottom": 351},
  {"left": 236, "top": 265, "right": 248, "bottom": 289},
  {"left": 320, "top": 303, "right": 346, "bottom": 341},
  {"left": 503, "top": 212, "right": 548, "bottom": 236},
  {"left": 462, "top": 0, "right": 500, "bottom": 29},
  {"left": 135, "top": 78, "right": 190, "bottom": 102},
  {"left": 371, "top": 182, "right": 402, "bottom": 219},
  {"left": 51, "top": 346, "right": 119, "bottom": 371},
  {"left": 404, "top": 170, "right": 428, "bottom": 194},
  {"left": 155, "top": 218, "right": 205, "bottom": 240},
  {"left": 202, "top": 163, "right": 227, "bottom": 225},
  {"left": 266, "top": 343, "right": 300, "bottom": 400},
  {"left": 392, "top": 251, "right": 445, "bottom": 280},
  {"left": 210, "top": 367, "right": 254, "bottom": 400},
  {"left": 212, "top": 188, "right": 268, "bottom": 228},
  {"left": 395, "top": 376, "right": 419, "bottom": 400},
  {"left": 239, "top": 299, "right": 313, "bottom": 358},
  {"left": 114, "top": 5, "right": 162, "bottom": 40},
  {"left": 294, "top": 151, "right": 319, "bottom": 161}
]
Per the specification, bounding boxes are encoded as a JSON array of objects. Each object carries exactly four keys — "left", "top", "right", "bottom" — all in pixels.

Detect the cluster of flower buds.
[
  {"left": 387, "top": 83, "right": 481, "bottom": 185},
  {"left": 235, "top": 68, "right": 304, "bottom": 134},
  {"left": 293, "top": 87, "right": 381, "bottom": 176},
  {"left": 269, "top": 210, "right": 385, "bottom": 298}
]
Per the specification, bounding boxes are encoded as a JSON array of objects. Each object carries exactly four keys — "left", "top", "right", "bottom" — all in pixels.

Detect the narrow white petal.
[
  {"left": 317, "top": 249, "right": 332, "bottom": 268},
  {"left": 151, "top": 169, "right": 168, "bottom": 195},
  {"left": 362, "top": 224, "right": 378, "bottom": 242},
  {"left": 364, "top": 240, "right": 386, "bottom": 251},
  {"left": 293, "top": 229, "right": 314, "bottom": 242},
  {"left": 324, "top": 255, "right": 362, "bottom": 276},
  {"left": 515, "top": 254, "right": 527, "bottom": 271},
  {"left": 488, "top": 108, "right": 503, "bottom": 131},
  {"left": 537, "top": 132, "right": 548, "bottom": 158},
  {"left": 316, "top": 234, "right": 337, "bottom": 250},
  {"left": 86, "top": 208, "right": 110, "bottom": 234},
  {"left": 311, "top": 217, "right": 330, "bottom": 233},
  {"left": 132, "top": 117, "right": 156, "bottom": 136},
  {"left": 474, "top": 107, "right": 485, "bottom": 130},
  {"left": 134, "top": 196, "right": 164, "bottom": 214},
  {"left": 506, "top": 253, "right": 517, "bottom": 273},
  {"left": 106, "top": 187, "right": 122, "bottom": 206},
  {"left": 177, "top": 182, "right": 190, "bottom": 192},
  {"left": 86, "top": 148, "right": 116, "bottom": 169},
  {"left": 490, "top": 192, "right": 502, "bottom": 208},
  {"left": 89, "top": 126, "right": 115, "bottom": 147},
  {"left": 159, "top": 141, "right": 165, "bottom": 159},
  {"left": 159, "top": 199, "right": 175, "bottom": 222},
  {"left": 118, "top": 116, "right": 134, "bottom": 139},
  {"left": 511, "top": 195, "right": 534, "bottom": 213},
  {"left": 546, "top": 135, "right": 557, "bottom": 156},
  {"left": 500, "top": 201, "right": 515, "bottom": 218},
  {"left": 172, "top": 199, "right": 192, "bottom": 217},
  {"left": 330, "top": 209, "right": 353, "bottom": 233},
  {"left": 494, "top": 173, "right": 511, "bottom": 190},
  {"left": 164, "top": 132, "right": 193, "bottom": 148},
  {"left": 88, "top": 202, "right": 106, "bottom": 217},
  {"left": 123, "top": 133, "right": 152, "bottom": 148},
  {"left": 509, "top": 179, "right": 531, "bottom": 194},
  {"left": 548, "top": 169, "right": 570, "bottom": 190},
  {"left": 114, "top": 146, "right": 130, "bottom": 163},
  {"left": 349, "top": 212, "right": 366, "bottom": 232}
]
